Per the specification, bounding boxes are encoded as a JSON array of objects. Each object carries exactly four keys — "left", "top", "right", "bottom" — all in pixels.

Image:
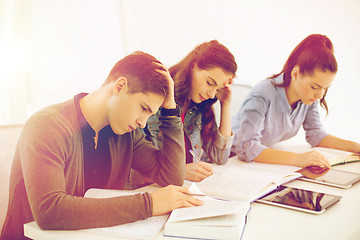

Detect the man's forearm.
[{"left": 157, "top": 116, "right": 185, "bottom": 186}]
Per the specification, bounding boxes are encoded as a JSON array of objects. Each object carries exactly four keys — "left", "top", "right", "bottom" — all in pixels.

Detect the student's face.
[
  {"left": 189, "top": 65, "right": 234, "bottom": 103},
  {"left": 292, "top": 68, "right": 336, "bottom": 105},
  {"left": 107, "top": 79, "right": 164, "bottom": 135}
]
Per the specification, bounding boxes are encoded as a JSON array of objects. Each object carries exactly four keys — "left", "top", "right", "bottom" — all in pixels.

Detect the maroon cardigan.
[{"left": 1, "top": 97, "right": 185, "bottom": 239}]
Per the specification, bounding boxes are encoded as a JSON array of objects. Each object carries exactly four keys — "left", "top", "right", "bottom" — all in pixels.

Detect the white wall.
[
  {"left": 28, "top": 0, "right": 126, "bottom": 110},
  {"left": 1, "top": 0, "right": 359, "bottom": 142},
  {"left": 120, "top": 0, "right": 360, "bottom": 142}
]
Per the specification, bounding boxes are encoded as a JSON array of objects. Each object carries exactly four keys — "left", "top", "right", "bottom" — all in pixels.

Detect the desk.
[
  {"left": 25, "top": 162, "right": 360, "bottom": 240},
  {"left": 242, "top": 162, "right": 360, "bottom": 240}
]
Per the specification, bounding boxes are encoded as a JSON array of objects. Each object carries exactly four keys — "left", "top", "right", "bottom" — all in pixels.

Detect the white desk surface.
[
  {"left": 242, "top": 162, "right": 360, "bottom": 240},
  {"left": 25, "top": 161, "right": 360, "bottom": 240}
]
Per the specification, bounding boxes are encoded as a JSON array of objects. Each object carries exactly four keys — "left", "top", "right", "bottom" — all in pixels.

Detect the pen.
[
  {"left": 331, "top": 159, "right": 360, "bottom": 167},
  {"left": 186, "top": 193, "right": 206, "bottom": 196},
  {"left": 189, "top": 149, "right": 201, "bottom": 163}
]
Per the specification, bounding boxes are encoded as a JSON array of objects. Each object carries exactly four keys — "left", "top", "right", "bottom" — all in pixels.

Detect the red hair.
[
  {"left": 170, "top": 40, "right": 237, "bottom": 142},
  {"left": 270, "top": 34, "right": 338, "bottom": 113}
]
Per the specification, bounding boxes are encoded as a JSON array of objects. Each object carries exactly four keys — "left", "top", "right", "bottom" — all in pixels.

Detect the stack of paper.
[{"left": 163, "top": 184, "right": 250, "bottom": 240}]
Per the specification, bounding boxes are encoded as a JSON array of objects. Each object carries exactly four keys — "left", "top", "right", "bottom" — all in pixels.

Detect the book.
[
  {"left": 312, "top": 147, "right": 360, "bottom": 166},
  {"left": 82, "top": 188, "right": 168, "bottom": 240},
  {"left": 196, "top": 158, "right": 302, "bottom": 202},
  {"left": 164, "top": 184, "right": 250, "bottom": 240},
  {"left": 271, "top": 142, "right": 360, "bottom": 166}
]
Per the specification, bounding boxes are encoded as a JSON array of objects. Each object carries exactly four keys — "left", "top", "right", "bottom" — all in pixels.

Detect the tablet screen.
[
  {"left": 297, "top": 167, "right": 360, "bottom": 188},
  {"left": 256, "top": 185, "right": 341, "bottom": 214}
]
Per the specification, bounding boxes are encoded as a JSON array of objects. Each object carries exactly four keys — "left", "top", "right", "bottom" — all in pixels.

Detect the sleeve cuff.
[
  {"left": 244, "top": 142, "right": 268, "bottom": 162},
  {"left": 213, "top": 128, "right": 234, "bottom": 149},
  {"left": 142, "top": 192, "right": 153, "bottom": 218},
  {"left": 307, "top": 132, "right": 329, "bottom": 148}
]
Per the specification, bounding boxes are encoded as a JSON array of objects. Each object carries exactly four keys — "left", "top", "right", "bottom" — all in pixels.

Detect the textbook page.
[
  {"left": 168, "top": 183, "right": 249, "bottom": 223},
  {"left": 270, "top": 142, "right": 360, "bottom": 166},
  {"left": 313, "top": 147, "right": 360, "bottom": 165},
  {"left": 83, "top": 188, "right": 168, "bottom": 240},
  {"left": 167, "top": 197, "right": 247, "bottom": 223},
  {"left": 196, "top": 161, "right": 301, "bottom": 202}
]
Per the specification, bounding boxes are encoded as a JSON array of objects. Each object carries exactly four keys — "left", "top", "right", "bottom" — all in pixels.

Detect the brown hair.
[
  {"left": 270, "top": 34, "right": 338, "bottom": 113},
  {"left": 105, "top": 51, "right": 169, "bottom": 98},
  {"left": 170, "top": 40, "right": 237, "bottom": 142}
]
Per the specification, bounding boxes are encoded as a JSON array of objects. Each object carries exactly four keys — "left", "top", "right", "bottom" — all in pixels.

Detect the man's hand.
[
  {"left": 155, "top": 64, "right": 176, "bottom": 109},
  {"left": 151, "top": 185, "right": 203, "bottom": 216}
]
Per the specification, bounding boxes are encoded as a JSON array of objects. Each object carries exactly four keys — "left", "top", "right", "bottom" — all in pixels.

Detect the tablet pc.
[
  {"left": 256, "top": 185, "right": 341, "bottom": 214},
  {"left": 297, "top": 167, "right": 360, "bottom": 189}
]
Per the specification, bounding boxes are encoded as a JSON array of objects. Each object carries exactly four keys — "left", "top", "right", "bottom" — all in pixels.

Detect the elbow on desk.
[
  {"left": 155, "top": 167, "right": 185, "bottom": 187},
  {"left": 33, "top": 203, "right": 76, "bottom": 230},
  {"left": 217, "top": 157, "right": 229, "bottom": 165},
  {"left": 34, "top": 215, "right": 61, "bottom": 231},
  {"left": 34, "top": 212, "right": 80, "bottom": 231},
  {"left": 210, "top": 152, "right": 230, "bottom": 165},
  {"left": 157, "top": 175, "right": 184, "bottom": 187},
  {"left": 171, "top": 176, "right": 184, "bottom": 187}
]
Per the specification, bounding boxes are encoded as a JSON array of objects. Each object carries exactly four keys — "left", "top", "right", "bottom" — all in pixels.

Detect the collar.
[
  {"left": 74, "top": 93, "right": 95, "bottom": 138},
  {"left": 273, "top": 74, "right": 296, "bottom": 114},
  {"left": 74, "top": 93, "right": 115, "bottom": 141}
]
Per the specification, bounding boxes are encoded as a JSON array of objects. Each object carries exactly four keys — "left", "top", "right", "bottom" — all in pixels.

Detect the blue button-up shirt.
[{"left": 231, "top": 74, "right": 328, "bottom": 162}]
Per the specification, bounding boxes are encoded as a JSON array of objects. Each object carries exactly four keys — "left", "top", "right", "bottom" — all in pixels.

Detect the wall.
[
  {"left": 28, "top": 0, "right": 127, "bottom": 111},
  {"left": 0, "top": 0, "right": 127, "bottom": 123},
  {"left": 1, "top": 0, "right": 359, "bottom": 142},
  {"left": 119, "top": 0, "right": 360, "bottom": 142}
]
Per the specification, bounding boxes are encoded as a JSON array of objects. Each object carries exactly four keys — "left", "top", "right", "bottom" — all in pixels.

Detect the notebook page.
[
  {"left": 168, "top": 183, "right": 248, "bottom": 223},
  {"left": 83, "top": 188, "right": 168, "bottom": 240}
]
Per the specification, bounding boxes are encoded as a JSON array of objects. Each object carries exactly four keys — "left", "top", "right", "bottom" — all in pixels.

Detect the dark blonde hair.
[
  {"left": 170, "top": 40, "right": 237, "bottom": 142},
  {"left": 270, "top": 34, "right": 338, "bottom": 113},
  {"left": 105, "top": 51, "right": 169, "bottom": 98}
]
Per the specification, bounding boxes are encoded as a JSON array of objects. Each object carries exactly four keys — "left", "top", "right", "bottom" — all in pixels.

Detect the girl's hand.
[
  {"left": 354, "top": 142, "right": 360, "bottom": 154},
  {"left": 296, "top": 150, "right": 331, "bottom": 168},
  {"left": 185, "top": 162, "right": 213, "bottom": 182},
  {"left": 216, "top": 81, "right": 232, "bottom": 106}
]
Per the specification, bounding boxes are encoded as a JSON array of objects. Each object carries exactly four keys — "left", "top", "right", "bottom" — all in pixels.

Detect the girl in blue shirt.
[
  {"left": 144, "top": 40, "right": 237, "bottom": 182},
  {"left": 232, "top": 34, "right": 360, "bottom": 168}
]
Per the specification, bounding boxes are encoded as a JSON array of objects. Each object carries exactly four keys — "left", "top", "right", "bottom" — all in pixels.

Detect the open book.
[
  {"left": 271, "top": 142, "right": 360, "bottom": 166},
  {"left": 196, "top": 159, "right": 302, "bottom": 202},
  {"left": 312, "top": 147, "right": 360, "bottom": 166},
  {"left": 82, "top": 188, "right": 168, "bottom": 240},
  {"left": 164, "top": 184, "right": 250, "bottom": 240}
]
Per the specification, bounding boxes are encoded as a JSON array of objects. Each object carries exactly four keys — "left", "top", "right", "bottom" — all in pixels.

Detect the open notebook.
[
  {"left": 196, "top": 159, "right": 302, "bottom": 202},
  {"left": 271, "top": 143, "right": 360, "bottom": 167},
  {"left": 311, "top": 147, "right": 360, "bottom": 166}
]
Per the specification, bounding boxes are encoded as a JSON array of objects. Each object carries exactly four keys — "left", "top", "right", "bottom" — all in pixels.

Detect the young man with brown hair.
[{"left": 1, "top": 51, "right": 201, "bottom": 239}]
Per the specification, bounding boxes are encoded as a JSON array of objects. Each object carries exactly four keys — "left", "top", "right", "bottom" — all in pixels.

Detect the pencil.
[
  {"left": 189, "top": 150, "right": 201, "bottom": 163},
  {"left": 186, "top": 193, "right": 206, "bottom": 196}
]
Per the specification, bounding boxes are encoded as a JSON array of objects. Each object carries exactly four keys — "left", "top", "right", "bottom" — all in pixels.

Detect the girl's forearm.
[
  {"left": 318, "top": 135, "right": 360, "bottom": 153},
  {"left": 218, "top": 102, "right": 232, "bottom": 137}
]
